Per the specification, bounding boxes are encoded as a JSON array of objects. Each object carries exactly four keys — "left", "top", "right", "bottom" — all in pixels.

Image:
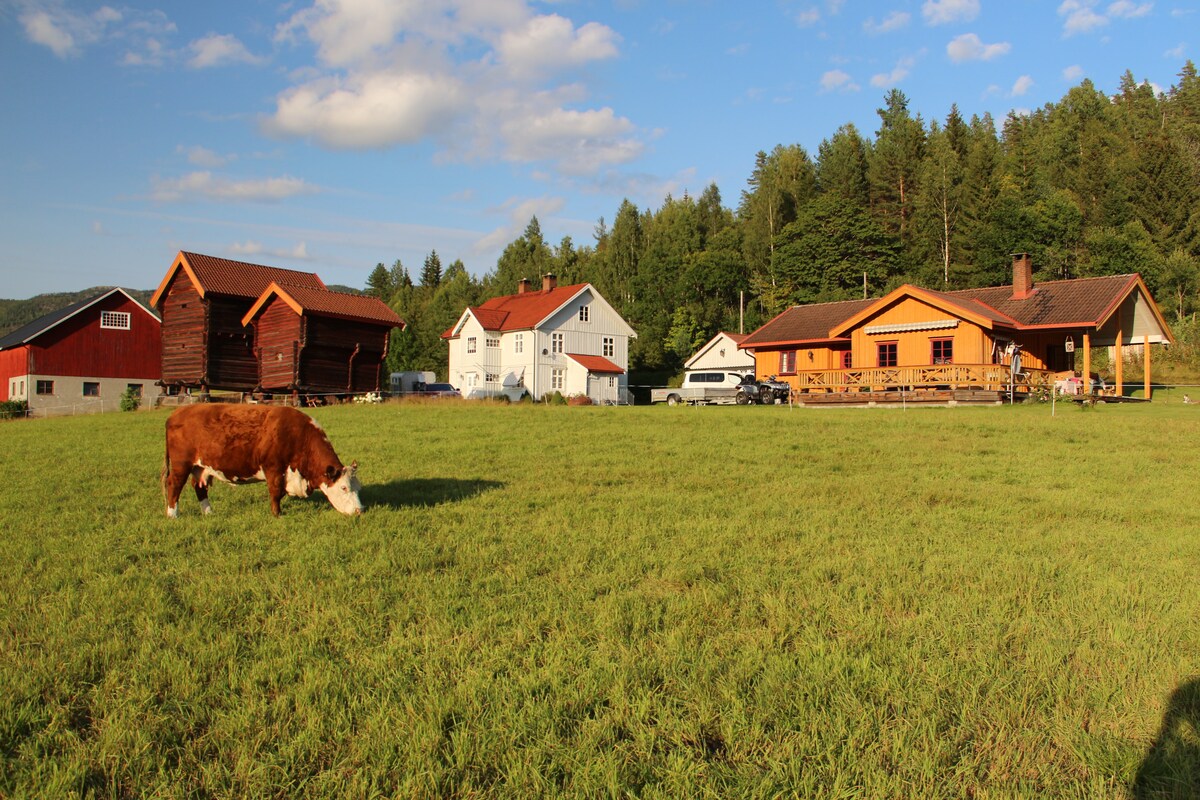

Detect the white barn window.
[{"left": 101, "top": 311, "right": 131, "bottom": 330}]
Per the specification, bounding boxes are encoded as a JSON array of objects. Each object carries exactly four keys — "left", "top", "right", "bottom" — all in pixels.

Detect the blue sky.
[{"left": 0, "top": 0, "right": 1194, "bottom": 299}]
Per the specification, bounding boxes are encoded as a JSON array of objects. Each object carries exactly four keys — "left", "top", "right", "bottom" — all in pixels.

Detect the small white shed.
[{"left": 684, "top": 331, "right": 754, "bottom": 374}]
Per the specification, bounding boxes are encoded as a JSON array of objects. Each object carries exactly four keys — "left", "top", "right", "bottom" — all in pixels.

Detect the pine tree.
[{"left": 420, "top": 250, "right": 443, "bottom": 288}]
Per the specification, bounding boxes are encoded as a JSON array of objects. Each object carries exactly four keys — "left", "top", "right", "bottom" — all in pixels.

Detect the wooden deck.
[
  {"left": 793, "top": 388, "right": 1009, "bottom": 407},
  {"left": 788, "top": 364, "right": 1053, "bottom": 394}
]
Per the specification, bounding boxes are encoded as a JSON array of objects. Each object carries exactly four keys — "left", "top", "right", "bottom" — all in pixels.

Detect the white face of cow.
[{"left": 320, "top": 461, "right": 363, "bottom": 515}]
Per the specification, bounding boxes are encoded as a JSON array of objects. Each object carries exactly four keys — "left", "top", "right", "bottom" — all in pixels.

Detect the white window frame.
[
  {"left": 551, "top": 332, "right": 564, "bottom": 354},
  {"left": 101, "top": 311, "right": 131, "bottom": 330},
  {"left": 467, "top": 336, "right": 477, "bottom": 354},
  {"left": 578, "top": 305, "right": 590, "bottom": 322},
  {"left": 486, "top": 337, "right": 500, "bottom": 349},
  {"left": 515, "top": 334, "right": 524, "bottom": 354},
  {"left": 603, "top": 337, "right": 614, "bottom": 358},
  {"left": 551, "top": 368, "right": 565, "bottom": 390}
]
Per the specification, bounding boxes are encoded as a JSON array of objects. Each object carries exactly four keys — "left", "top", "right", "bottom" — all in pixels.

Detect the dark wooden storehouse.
[
  {"left": 150, "top": 251, "right": 326, "bottom": 392},
  {"left": 242, "top": 282, "right": 405, "bottom": 395}
]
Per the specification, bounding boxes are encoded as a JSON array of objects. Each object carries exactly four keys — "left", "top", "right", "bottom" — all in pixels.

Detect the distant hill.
[{"left": 0, "top": 288, "right": 155, "bottom": 338}]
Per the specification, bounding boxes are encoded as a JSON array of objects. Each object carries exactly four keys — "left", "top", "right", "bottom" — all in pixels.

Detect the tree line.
[{"left": 368, "top": 63, "right": 1200, "bottom": 380}]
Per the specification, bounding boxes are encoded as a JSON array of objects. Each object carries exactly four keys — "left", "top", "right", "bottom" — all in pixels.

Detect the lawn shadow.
[
  {"left": 1133, "top": 678, "right": 1200, "bottom": 799},
  {"left": 362, "top": 478, "right": 503, "bottom": 510}
]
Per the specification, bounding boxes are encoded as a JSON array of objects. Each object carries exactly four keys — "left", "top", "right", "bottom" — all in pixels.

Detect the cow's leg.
[
  {"left": 164, "top": 460, "right": 191, "bottom": 518},
  {"left": 266, "top": 471, "right": 286, "bottom": 517},
  {"left": 190, "top": 467, "right": 213, "bottom": 515}
]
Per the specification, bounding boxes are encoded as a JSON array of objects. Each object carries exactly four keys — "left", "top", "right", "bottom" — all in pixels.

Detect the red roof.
[
  {"left": 566, "top": 353, "right": 624, "bottom": 374},
  {"left": 459, "top": 283, "right": 591, "bottom": 334},
  {"left": 242, "top": 282, "right": 405, "bottom": 328},
  {"left": 152, "top": 251, "right": 326, "bottom": 308}
]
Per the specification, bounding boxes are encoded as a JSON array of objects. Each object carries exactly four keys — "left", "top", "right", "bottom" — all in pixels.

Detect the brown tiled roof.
[
  {"left": 948, "top": 274, "right": 1138, "bottom": 327},
  {"left": 243, "top": 282, "right": 405, "bottom": 328},
  {"left": 182, "top": 251, "right": 325, "bottom": 298},
  {"left": 740, "top": 298, "right": 875, "bottom": 348}
]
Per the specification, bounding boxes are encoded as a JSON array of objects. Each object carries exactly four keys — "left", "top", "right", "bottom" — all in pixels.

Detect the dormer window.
[{"left": 101, "top": 311, "right": 131, "bottom": 330}]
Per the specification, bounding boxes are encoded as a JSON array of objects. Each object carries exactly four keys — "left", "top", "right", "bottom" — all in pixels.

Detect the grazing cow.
[{"left": 163, "top": 404, "right": 363, "bottom": 517}]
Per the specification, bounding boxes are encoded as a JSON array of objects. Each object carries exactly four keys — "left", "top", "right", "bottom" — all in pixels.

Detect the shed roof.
[
  {"left": 566, "top": 353, "right": 625, "bottom": 374},
  {"left": 242, "top": 282, "right": 405, "bottom": 328},
  {"left": 151, "top": 251, "right": 326, "bottom": 308},
  {"left": 0, "top": 288, "right": 159, "bottom": 351}
]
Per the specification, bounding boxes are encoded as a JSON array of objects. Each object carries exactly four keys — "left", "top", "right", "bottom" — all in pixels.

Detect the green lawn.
[{"left": 1, "top": 400, "right": 1198, "bottom": 798}]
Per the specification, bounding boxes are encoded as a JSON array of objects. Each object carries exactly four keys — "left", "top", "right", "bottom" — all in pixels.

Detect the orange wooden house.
[{"left": 739, "top": 254, "right": 1174, "bottom": 403}]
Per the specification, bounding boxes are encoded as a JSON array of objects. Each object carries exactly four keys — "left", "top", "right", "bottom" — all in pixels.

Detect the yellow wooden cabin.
[{"left": 739, "top": 254, "right": 1174, "bottom": 403}]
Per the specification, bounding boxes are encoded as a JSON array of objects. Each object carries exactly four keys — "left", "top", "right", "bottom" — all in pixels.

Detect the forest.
[{"left": 367, "top": 64, "right": 1200, "bottom": 382}]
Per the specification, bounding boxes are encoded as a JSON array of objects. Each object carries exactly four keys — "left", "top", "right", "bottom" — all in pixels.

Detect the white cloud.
[
  {"left": 18, "top": 4, "right": 175, "bottom": 62},
  {"left": 1063, "top": 64, "right": 1085, "bottom": 80},
  {"left": 495, "top": 15, "right": 619, "bottom": 79},
  {"left": 922, "top": 0, "right": 980, "bottom": 25},
  {"left": 1011, "top": 74, "right": 1035, "bottom": 96},
  {"left": 795, "top": 8, "right": 821, "bottom": 26},
  {"left": 229, "top": 240, "right": 312, "bottom": 260},
  {"left": 1107, "top": 1, "right": 1153, "bottom": 19},
  {"left": 820, "top": 69, "right": 860, "bottom": 92},
  {"left": 473, "top": 195, "right": 567, "bottom": 255},
  {"left": 266, "top": 1, "right": 645, "bottom": 177},
  {"left": 1164, "top": 43, "right": 1186, "bottom": 59},
  {"left": 177, "top": 145, "right": 233, "bottom": 168},
  {"left": 863, "top": 11, "right": 911, "bottom": 34},
  {"left": 1058, "top": 1, "right": 1109, "bottom": 35},
  {"left": 151, "top": 172, "right": 318, "bottom": 203},
  {"left": 187, "top": 33, "right": 265, "bottom": 68},
  {"left": 870, "top": 56, "right": 915, "bottom": 88},
  {"left": 946, "top": 33, "right": 1011, "bottom": 62}
]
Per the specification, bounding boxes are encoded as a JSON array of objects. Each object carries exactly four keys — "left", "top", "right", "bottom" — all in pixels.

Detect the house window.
[
  {"left": 37, "top": 380, "right": 54, "bottom": 395},
  {"left": 578, "top": 305, "right": 590, "bottom": 322},
  {"left": 603, "top": 337, "right": 614, "bottom": 358},
  {"left": 779, "top": 351, "right": 797, "bottom": 375},
  {"left": 486, "top": 373, "right": 499, "bottom": 383},
  {"left": 100, "top": 311, "right": 131, "bottom": 330},
  {"left": 551, "top": 368, "right": 565, "bottom": 390},
  {"left": 83, "top": 382, "right": 101, "bottom": 397},
  {"left": 515, "top": 334, "right": 524, "bottom": 354},
  {"left": 608, "top": 376, "right": 615, "bottom": 388},
  {"left": 486, "top": 337, "right": 500, "bottom": 349},
  {"left": 467, "top": 336, "right": 477, "bottom": 354},
  {"left": 126, "top": 383, "right": 143, "bottom": 398},
  {"left": 877, "top": 341, "right": 897, "bottom": 368},
  {"left": 841, "top": 351, "right": 853, "bottom": 369},
  {"left": 551, "top": 332, "right": 564, "bottom": 354},
  {"left": 931, "top": 338, "right": 953, "bottom": 365}
]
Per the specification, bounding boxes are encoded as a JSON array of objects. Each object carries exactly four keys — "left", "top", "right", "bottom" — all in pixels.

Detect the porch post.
[
  {"left": 1082, "top": 332, "right": 1091, "bottom": 389},
  {"left": 1144, "top": 334, "right": 1151, "bottom": 400},
  {"left": 1114, "top": 328, "right": 1123, "bottom": 396}
]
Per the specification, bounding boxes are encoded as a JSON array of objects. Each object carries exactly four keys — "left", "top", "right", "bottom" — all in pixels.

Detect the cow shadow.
[
  {"left": 362, "top": 478, "right": 503, "bottom": 510},
  {"left": 1133, "top": 678, "right": 1200, "bottom": 799}
]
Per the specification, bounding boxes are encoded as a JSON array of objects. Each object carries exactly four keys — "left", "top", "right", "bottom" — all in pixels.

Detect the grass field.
[{"left": 2, "top": 399, "right": 1199, "bottom": 799}]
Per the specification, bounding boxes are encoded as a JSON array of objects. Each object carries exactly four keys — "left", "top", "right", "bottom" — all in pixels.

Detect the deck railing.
[{"left": 789, "top": 364, "right": 1053, "bottom": 393}]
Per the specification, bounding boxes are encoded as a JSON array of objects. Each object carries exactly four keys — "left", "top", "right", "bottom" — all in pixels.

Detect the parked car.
[
  {"left": 419, "top": 382, "right": 460, "bottom": 398},
  {"left": 651, "top": 371, "right": 750, "bottom": 405}
]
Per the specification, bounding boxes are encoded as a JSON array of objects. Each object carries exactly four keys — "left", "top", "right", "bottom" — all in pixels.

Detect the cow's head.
[{"left": 319, "top": 461, "right": 363, "bottom": 515}]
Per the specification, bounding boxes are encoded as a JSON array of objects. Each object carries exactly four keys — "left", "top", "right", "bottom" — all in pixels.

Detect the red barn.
[
  {"left": 242, "top": 282, "right": 405, "bottom": 395},
  {"left": 151, "top": 251, "right": 326, "bottom": 393},
  {"left": 0, "top": 288, "right": 161, "bottom": 416}
]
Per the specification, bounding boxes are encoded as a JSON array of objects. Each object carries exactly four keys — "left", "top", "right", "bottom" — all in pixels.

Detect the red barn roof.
[
  {"left": 151, "top": 251, "right": 326, "bottom": 308},
  {"left": 242, "top": 282, "right": 405, "bottom": 328}
]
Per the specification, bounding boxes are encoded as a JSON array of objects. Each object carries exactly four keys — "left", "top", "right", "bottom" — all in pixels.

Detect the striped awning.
[{"left": 864, "top": 319, "right": 960, "bottom": 335}]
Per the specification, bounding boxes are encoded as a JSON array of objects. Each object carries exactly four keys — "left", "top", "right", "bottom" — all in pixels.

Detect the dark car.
[{"left": 419, "top": 382, "right": 460, "bottom": 398}]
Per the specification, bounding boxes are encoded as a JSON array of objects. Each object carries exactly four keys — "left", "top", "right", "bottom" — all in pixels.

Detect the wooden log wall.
[
  {"left": 160, "top": 279, "right": 206, "bottom": 385},
  {"left": 254, "top": 300, "right": 302, "bottom": 390},
  {"left": 299, "top": 317, "right": 389, "bottom": 393},
  {"left": 206, "top": 297, "right": 258, "bottom": 390}
]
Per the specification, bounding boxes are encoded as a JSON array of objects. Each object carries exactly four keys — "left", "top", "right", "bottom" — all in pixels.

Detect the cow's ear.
[
  {"left": 349, "top": 460, "right": 358, "bottom": 476},
  {"left": 325, "top": 464, "right": 338, "bottom": 481}
]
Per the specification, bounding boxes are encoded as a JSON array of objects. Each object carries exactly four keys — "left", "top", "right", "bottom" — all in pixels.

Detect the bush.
[
  {"left": 120, "top": 387, "right": 141, "bottom": 412},
  {"left": 0, "top": 399, "right": 29, "bottom": 420},
  {"left": 544, "top": 391, "right": 568, "bottom": 405}
]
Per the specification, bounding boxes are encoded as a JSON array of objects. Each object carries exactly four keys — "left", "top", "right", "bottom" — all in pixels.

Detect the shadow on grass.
[
  {"left": 362, "top": 478, "right": 504, "bottom": 510},
  {"left": 1134, "top": 678, "right": 1200, "bottom": 799}
]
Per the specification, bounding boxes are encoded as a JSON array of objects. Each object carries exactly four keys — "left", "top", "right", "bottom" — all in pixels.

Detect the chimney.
[
  {"left": 518, "top": 277, "right": 531, "bottom": 294},
  {"left": 542, "top": 273, "right": 557, "bottom": 292},
  {"left": 1011, "top": 253, "right": 1034, "bottom": 300}
]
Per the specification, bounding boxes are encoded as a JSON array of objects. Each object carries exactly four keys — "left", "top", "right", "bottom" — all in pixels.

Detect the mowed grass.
[{"left": 1, "top": 400, "right": 1198, "bottom": 799}]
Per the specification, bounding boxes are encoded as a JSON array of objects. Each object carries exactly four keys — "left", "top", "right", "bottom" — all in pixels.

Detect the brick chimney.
[
  {"left": 542, "top": 273, "right": 557, "bottom": 292},
  {"left": 1011, "top": 253, "right": 1034, "bottom": 300},
  {"left": 518, "top": 277, "right": 531, "bottom": 294}
]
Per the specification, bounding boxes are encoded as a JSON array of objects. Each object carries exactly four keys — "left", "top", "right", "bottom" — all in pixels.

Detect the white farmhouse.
[
  {"left": 684, "top": 331, "right": 755, "bottom": 375},
  {"left": 444, "top": 274, "right": 637, "bottom": 403}
]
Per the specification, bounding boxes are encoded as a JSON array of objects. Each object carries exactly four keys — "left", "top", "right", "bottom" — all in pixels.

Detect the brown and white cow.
[{"left": 162, "top": 404, "right": 363, "bottom": 517}]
